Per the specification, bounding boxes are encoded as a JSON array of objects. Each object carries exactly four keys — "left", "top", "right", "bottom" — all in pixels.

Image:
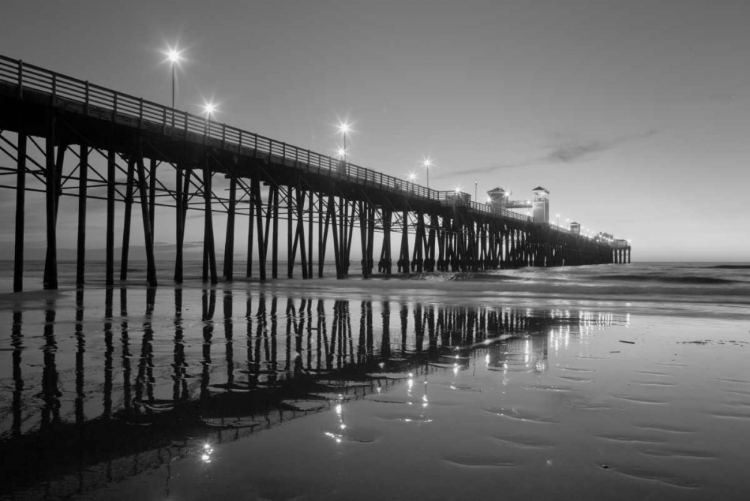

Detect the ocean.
[{"left": 1, "top": 261, "right": 749, "bottom": 500}]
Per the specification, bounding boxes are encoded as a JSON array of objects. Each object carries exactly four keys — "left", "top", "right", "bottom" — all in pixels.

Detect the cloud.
[
  {"left": 543, "top": 129, "right": 658, "bottom": 164},
  {"left": 438, "top": 129, "right": 659, "bottom": 177}
]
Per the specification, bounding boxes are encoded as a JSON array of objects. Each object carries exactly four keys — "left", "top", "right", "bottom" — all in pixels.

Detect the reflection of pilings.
[
  {"left": 1, "top": 288, "right": 631, "bottom": 500},
  {"left": 103, "top": 288, "right": 113, "bottom": 419},
  {"left": 200, "top": 289, "right": 216, "bottom": 405},
  {"left": 224, "top": 291, "right": 235, "bottom": 391},
  {"left": 75, "top": 290, "right": 86, "bottom": 425},
  {"left": 41, "top": 304, "right": 60, "bottom": 429},
  {"left": 11, "top": 311, "right": 23, "bottom": 437},
  {"left": 173, "top": 288, "right": 188, "bottom": 404},
  {"left": 119, "top": 288, "right": 132, "bottom": 419}
]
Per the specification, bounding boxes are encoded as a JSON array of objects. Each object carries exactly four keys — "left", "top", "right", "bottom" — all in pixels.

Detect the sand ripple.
[
  {"left": 633, "top": 370, "right": 672, "bottom": 377},
  {"left": 443, "top": 455, "right": 516, "bottom": 468},
  {"left": 557, "top": 375, "right": 595, "bottom": 383},
  {"left": 485, "top": 407, "right": 557, "bottom": 424},
  {"left": 523, "top": 384, "right": 577, "bottom": 393},
  {"left": 634, "top": 424, "right": 694, "bottom": 434},
  {"left": 492, "top": 435, "right": 554, "bottom": 449},
  {"left": 628, "top": 380, "right": 677, "bottom": 387},
  {"left": 710, "top": 411, "right": 750, "bottom": 421},
  {"left": 611, "top": 394, "right": 668, "bottom": 404},
  {"left": 610, "top": 465, "right": 699, "bottom": 489},
  {"left": 639, "top": 448, "right": 715, "bottom": 459},
  {"left": 595, "top": 434, "right": 664, "bottom": 444}
]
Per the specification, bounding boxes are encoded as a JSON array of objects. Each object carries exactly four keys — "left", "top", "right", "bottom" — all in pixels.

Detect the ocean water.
[{"left": 0, "top": 261, "right": 749, "bottom": 500}]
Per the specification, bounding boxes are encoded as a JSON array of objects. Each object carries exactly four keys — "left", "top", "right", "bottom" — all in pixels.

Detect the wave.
[{"left": 591, "top": 274, "right": 737, "bottom": 285}]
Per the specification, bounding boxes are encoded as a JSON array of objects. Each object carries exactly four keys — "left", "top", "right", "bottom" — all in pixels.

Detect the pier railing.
[{"left": 0, "top": 55, "right": 533, "bottom": 224}]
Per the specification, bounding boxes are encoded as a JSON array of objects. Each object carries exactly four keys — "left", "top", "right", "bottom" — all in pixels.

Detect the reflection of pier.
[
  {"left": 0, "top": 289, "right": 623, "bottom": 498},
  {"left": 0, "top": 55, "right": 628, "bottom": 292}
]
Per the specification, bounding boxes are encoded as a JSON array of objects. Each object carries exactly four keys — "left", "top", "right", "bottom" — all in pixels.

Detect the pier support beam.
[
  {"left": 202, "top": 154, "right": 217, "bottom": 284},
  {"left": 120, "top": 158, "right": 135, "bottom": 281},
  {"left": 136, "top": 146, "right": 157, "bottom": 287},
  {"left": 13, "top": 132, "right": 27, "bottom": 292},
  {"left": 105, "top": 147, "right": 115, "bottom": 286},
  {"left": 223, "top": 176, "right": 237, "bottom": 281},
  {"left": 76, "top": 144, "right": 88, "bottom": 286},
  {"left": 43, "top": 116, "right": 58, "bottom": 290}
]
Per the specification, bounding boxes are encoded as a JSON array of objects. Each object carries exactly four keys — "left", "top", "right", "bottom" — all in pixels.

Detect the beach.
[{"left": 1, "top": 262, "right": 749, "bottom": 500}]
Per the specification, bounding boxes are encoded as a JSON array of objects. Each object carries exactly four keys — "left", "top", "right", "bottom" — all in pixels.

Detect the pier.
[{"left": 0, "top": 55, "right": 631, "bottom": 290}]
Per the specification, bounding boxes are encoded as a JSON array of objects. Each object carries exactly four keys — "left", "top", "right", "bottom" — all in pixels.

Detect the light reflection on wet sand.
[{"left": 0, "top": 284, "right": 749, "bottom": 500}]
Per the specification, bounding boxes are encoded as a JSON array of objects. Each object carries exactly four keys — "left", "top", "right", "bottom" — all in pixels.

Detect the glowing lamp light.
[
  {"left": 409, "top": 173, "right": 416, "bottom": 181},
  {"left": 422, "top": 158, "right": 432, "bottom": 168},
  {"left": 202, "top": 101, "right": 217, "bottom": 118},
  {"left": 167, "top": 48, "right": 183, "bottom": 64},
  {"left": 338, "top": 122, "right": 351, "bottom": 135},
  {"left": 337, "top": 147, "right": 347, "bottom": 158}
]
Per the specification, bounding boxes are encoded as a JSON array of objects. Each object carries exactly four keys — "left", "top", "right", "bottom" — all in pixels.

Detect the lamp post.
[
  {"left": 556, "top": 213, "right": 560, "bottom": 227},
  {"left": 422, "top": 159, "right": 432, "bottom": 189},
  {"left": 474, "top": 181, "right": 477, "bottom": 202},
  {"left": 165, "top": 47, "right": 183, "bottom": 126},
  {"left": 338, "top": 122, "right": 350, "bottom": 164},
  {"left": 202, "top": 101, "right": 216, "bottom": 136},
  {"left": 409, "top": 173, "right": 416, "bottom": 192}
]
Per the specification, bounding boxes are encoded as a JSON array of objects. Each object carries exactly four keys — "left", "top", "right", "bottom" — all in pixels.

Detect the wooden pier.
[{"left": 0, "top": 55, "right": 631, "bottom": 290}]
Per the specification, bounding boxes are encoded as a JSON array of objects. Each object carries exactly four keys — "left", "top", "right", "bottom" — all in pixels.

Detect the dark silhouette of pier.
[{"left": 0, "top": 55, "right": 631, "bottom": 291}]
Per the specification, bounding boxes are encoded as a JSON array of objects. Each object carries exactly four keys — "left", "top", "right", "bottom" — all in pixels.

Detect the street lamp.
[
  {"left": 409, "top": 173, "right": 416, "bottom": 192},
  {"left": 338, "top": 122, "right": 351, "bottom": 164},
  {"left": 422, "top": 158, "right": 432, "bottom": 189},
  {"left": 164, "top": 46, "right": 183, "bottom": 126},
  {"left": 474, "top": 181, "right": 478, "bottom": 201},
  {"left": 202, "top": 101, "right": 216, "bottom": 119},
  {"left": 202, "top": 101, "right": 216, "bottom": 136}
]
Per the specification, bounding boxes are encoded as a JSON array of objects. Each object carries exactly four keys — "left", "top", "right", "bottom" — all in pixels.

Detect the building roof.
[{"left": 532, "top": 186, "right": 549, "bottom": 193}]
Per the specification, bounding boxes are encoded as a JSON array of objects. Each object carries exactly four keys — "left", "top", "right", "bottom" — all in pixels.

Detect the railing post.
[
  {"left": 162, "top": 107, "right": 167, "bottom": 134},
  {"left": 51, "top": 74, "right": 57, "bottom": 104},
  {"left": 221, "top": 124, "right": 226, "bottom": 149},
  {"left": 84, "top": 81, "right": 90, "bottom": 115},
  {"left": 138, "top": 98, "right": 144, "bottom": 128},
  {"left": 184, "top": 111, "right": 189, "bottom": 139},
  {"left": 112, "top": 93, "right": 118, "bottom": 121},
  {"left": 17, "top": 60, "right": 23, "bottom": 98},
  {"left": 239, "top": 131, "right": 243, "bottom": 152}
]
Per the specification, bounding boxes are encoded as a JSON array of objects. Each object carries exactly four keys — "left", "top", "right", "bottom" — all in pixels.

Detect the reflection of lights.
[
  {"left": 453, "top": 363, "right": 459, "bottom": 375},
  {"left": 200, "top": 442, "right": 214, "bottom": 463},
  {"left": 335, "top": 404, "right": 342, "bottom": 414}
]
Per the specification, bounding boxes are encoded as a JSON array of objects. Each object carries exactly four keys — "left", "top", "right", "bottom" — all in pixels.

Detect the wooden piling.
[
  {"left": 223, "top": 176, "right": 237, "bottom": 281},
  {"left": 120, "top": 158, "right": 135, "bottom": 281},
  {"left": 43, "top": 116, "right": 58, "bottom": 290},
  {"left": 106, "top": 147, "right": 115, "bottom": 285},
  {"left": 13, "top": 132, "right": 26, "bottom": 292},
  {"left": 136, "top": 147, "right": 157, "bottom": 287},
  {"left": 76, "top": 144, "right": 88, "bottom": 286},
  {"left": 201, "top": 154, "right": 217, "bottom": 284}
]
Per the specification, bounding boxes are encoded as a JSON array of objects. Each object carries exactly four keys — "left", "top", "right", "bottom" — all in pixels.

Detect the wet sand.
[{"left": 1, "top": 278, "right": 749, "bottom": 500}]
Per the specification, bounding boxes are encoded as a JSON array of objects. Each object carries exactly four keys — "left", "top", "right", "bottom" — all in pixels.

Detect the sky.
[{"left": 1, "top": 0, "right": 749, "bottom": 262}]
